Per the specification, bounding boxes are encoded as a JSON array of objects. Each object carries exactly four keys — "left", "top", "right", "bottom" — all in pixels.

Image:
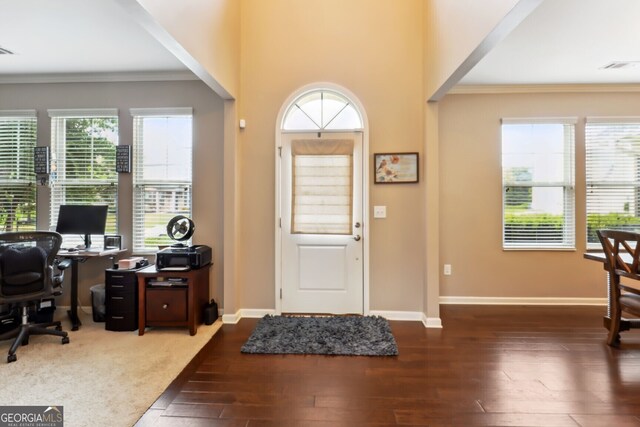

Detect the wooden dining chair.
[{"left": 597, "top": 229, "right": 640, "bottom": 346}]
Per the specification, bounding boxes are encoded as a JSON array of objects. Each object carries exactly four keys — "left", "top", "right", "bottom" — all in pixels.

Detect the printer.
[{"left": 156, "top": 245, "right": 212, "bottom": 271}]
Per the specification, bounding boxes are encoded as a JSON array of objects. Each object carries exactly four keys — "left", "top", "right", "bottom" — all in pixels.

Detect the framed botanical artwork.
[{"left": 374, "top": 152, "right": 419, "bottom": 184}]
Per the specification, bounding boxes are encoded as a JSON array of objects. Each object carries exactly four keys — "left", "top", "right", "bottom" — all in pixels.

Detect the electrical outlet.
[
  {"left": 443, "top": 264, "right": 452, "bottom": 276},
  {"left": 373, "top": 206, "right": 387, "bottom": 218}
]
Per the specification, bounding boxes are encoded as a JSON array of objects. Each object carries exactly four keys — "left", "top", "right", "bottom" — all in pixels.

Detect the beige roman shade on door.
[{"left": 291, "top": 139, "right": 353, "bottom": 234}]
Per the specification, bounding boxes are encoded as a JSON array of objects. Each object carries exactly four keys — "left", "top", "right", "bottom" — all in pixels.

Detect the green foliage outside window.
[
  {"left": 504, "top": 212, "right": 640, "bottom": 244},
  {"left": 52, "top": 116, "right": 118, "bottom": 237},
  {"left": 504, "top": 213, "right": 565, "bottom": 242},
  {"left": 63, "top": 118, "right": 117, "bottom": 182},
  {"left": 586, "top": 213, "right": 640, "bottom": 244},
  {"left": 0, "top": 190, "right": 36, "bottom": 232}
]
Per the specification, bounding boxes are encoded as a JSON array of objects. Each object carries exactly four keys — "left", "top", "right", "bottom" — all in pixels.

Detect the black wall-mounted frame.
[
  {"left": 116, "top": 145, "right": 131, "bottom": 173},
  {"left": 34, "top": 146, "right": 50, "bottom": 174}
]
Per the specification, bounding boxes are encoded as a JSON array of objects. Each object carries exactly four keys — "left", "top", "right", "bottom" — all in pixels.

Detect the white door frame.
[{"left": 275, "top": 82, "right": 370, "bottom": 315}]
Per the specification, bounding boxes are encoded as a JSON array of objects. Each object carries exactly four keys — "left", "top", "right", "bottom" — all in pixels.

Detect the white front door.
[{"left": 280, "top": 132, "right": 363, "bottom": 314}]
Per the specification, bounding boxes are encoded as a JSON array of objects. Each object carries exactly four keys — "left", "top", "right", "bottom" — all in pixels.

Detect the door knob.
[
  {"left": 354, "top": 222, "right": 361, "bottom": 228},
  {"left": 354, "top": 235, "right": 361, "bottom": 241}
]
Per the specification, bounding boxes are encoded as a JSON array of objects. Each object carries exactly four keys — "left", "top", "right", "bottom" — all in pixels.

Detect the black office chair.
[{"left": 0, "top": 231, "right": 71, "bottom": 363}]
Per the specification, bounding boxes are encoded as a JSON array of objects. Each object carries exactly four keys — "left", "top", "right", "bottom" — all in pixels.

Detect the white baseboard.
[
  {"left": 241, "top": 309, "right": 277, "bottom": 318},
  {"left": 370, "top": 310, "right": 422, "bottom": 321},
  {"left": 422, "top": 314, "right": 443, "bottom": 329},
  {"left": 439, "top": 296, "right": 607, "bottom": 306},
  {"left": 221, "top": 311, "right": 240, "bottom": 324},
  {"left": 369, "top": 310, "right": 442, "bottom": 329},
  {"left": 222, "top": 308, "right": 276, "bottom": 324}
]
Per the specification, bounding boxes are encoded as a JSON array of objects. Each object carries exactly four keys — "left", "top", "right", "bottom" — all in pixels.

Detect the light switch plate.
[{"left": 373, "top": 205, "right": 387, "bottom": 218}]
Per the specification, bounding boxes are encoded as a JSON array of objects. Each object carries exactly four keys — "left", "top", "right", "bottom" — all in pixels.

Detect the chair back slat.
[{"left": 597, "top": 229, "right": 640, "bottom": 280}]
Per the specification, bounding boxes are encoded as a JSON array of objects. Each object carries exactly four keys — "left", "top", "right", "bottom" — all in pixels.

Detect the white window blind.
[
  {"left": 586, "top": 118, "right": 640, "bottom": 248},
  {"left": 501, "top": 118, "right": 576, "bottom": 249},
  {"left": 49, "top": 109, "right": 118, "bottom": 248},
  {"left": 0, "top": 111, "right": 37, "bottom": 232},
  {"left": 131, "top": 108, "right": 192, "bottom": 252},
  {"left": 291, "top": 139, "right": 353, "bottom": 234}
]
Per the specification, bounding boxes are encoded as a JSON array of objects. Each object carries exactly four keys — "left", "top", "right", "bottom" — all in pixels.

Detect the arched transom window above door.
[{"left": 282, "top": 89, "right": 363, "bottom": 131}]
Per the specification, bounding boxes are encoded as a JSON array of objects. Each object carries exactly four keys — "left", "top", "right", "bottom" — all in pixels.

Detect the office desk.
[
  {"left": 584, "top": 251, "right": 640, "bottom": 332},
  {"left": 57, "top": 248, "right": 125, "bottom": 331}
]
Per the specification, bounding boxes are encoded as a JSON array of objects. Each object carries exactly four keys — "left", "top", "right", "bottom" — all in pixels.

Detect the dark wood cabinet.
[
  {"left": 105, "top": 268, "right": 139, "bottom": 331},
  {"left": 136, "top": 265, "right": 210, "bottom": 336}
]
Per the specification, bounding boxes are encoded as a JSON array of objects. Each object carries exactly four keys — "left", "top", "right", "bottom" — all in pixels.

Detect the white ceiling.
[
  {"left": 460, "top": 0, "right": 640, "bottom": 86},
  {"left": 2, "top": 0, "right": 638, "bottom": 87},
  {"left": 0, "top": 0, "right": 192, "bottom": 81}
]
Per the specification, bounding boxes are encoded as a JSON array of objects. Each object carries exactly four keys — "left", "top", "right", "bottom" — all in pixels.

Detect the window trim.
[
  {"left": 501, "top": 117, "right": 577, "bottom": 251},
  {"left": 0, "top": 110, "right": 37, "bottom": 118},
  {"left": 130, "top": 108, "right": 193, "bottom": 254},
  {"left": 585, "top": 116, "right": 640, "bottom": 250},
  {"left": 48, "top": 108, "right": 118, "bottom": 118},
  {"left": 0, "top": 110, "right": 38, "bottom": 233},
  {"left": 47, "top": 110, "right": 119, "bottom": 249}
]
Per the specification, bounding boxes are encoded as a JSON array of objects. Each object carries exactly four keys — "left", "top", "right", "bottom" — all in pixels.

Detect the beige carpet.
[{"left": 0, "top": 310, "right": 221, "bottom": 427}]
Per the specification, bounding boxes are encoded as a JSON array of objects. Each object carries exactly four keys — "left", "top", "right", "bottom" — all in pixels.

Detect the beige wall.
[
  {"left": 0, "top": 81, "right": 225, "bottom": 307},
  {"left": 132, "top": 0, "right": 241, "bottom": 98},
  {"left": 238, "top": 0, "right": 425, "bottom": 312},
  {"left": 424, "top": 0, "right": 520, "bottom": 100},
  {"left": 438, "top": 91, "right": 640, "bottom": 299}
]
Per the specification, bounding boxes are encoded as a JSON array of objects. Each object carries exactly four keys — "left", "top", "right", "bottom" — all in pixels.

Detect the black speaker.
[{"left": 203, "top": 299, "right": 218, "bottom": 325}]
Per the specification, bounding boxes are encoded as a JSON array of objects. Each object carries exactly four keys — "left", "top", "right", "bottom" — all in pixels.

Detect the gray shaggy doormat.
[{"left": 241, "top": 315, "right": 398, "bottom": 356}]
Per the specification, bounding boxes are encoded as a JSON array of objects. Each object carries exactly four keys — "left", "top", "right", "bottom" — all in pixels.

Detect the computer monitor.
[{"left": 55, "top": 205, "right": 108, "bottom": 249}]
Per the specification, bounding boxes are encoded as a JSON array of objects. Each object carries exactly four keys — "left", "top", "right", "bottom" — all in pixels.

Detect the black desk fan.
[{"left": 166, "top": 215, "right": 195, "bottom": 248}]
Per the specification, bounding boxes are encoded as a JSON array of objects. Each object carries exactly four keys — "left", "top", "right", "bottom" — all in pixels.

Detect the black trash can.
[{"left": 90, "top": 284, "right": 106, "bottom": 322}]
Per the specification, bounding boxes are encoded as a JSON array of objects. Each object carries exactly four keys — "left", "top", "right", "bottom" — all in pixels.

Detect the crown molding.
[
  {"left": 449, "top": 83, "right": 640, "bottom": 95},
  {"left": 0, "top": 71, "right": 198, "bottom": 85}
]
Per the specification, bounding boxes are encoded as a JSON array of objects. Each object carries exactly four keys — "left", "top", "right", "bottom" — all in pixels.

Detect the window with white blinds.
[
  {"left": 131, "top": 108, "right": 192, "bottom": 252},
  {"left": 49, "top": 109, "right": 118, "bottom": 248},
  {"left": 0, "top": 111, "right": 37, "bottom": 232},
  {"left": 586, "top": 118, "right": 640, "bottom": 248},
  {"left": 501, "top": 118, "right": 576, "bottom": 249},
  {"left": 291, "top": 139, "right": 353, "bottom": 234}
]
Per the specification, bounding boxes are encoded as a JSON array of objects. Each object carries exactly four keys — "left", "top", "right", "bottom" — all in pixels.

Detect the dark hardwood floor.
[{"left": 135, "top": 305, "right": 640, "bottom": 426}]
